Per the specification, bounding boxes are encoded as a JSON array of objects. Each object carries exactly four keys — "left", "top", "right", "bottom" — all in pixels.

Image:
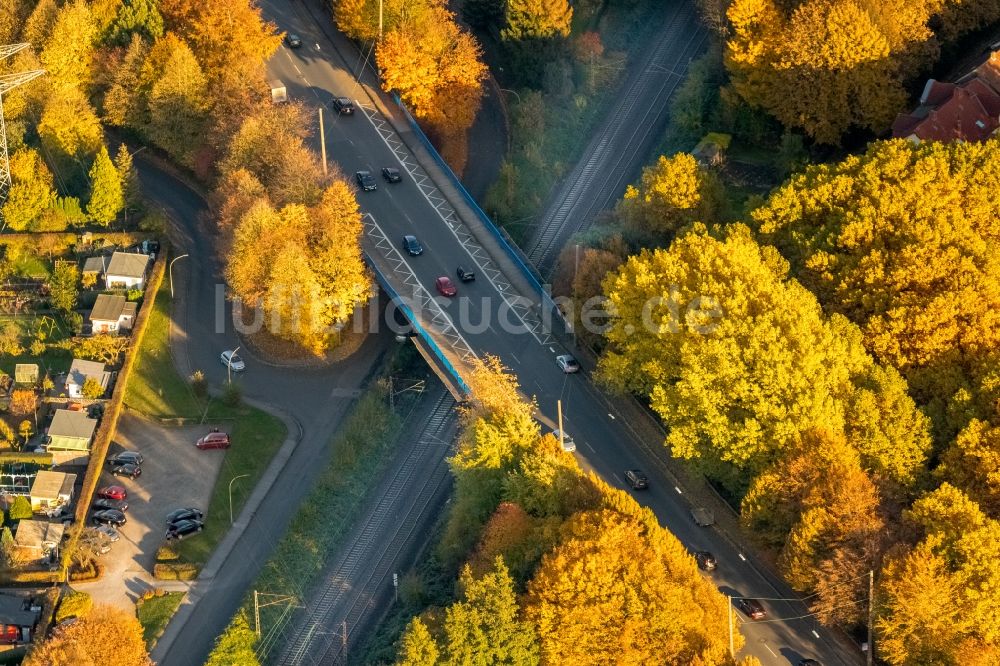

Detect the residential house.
[
  {"left": 81, "top": 255, "right": 110, "bottom": 287},
  {"left": 88, "top": 294, "right": 137, "bottom": 334},
  {"left": 28, "top": 470, "right": 76, "bottom": 514},
  {"left": 893, "top": 49, "right": 1000, "bottom": 143},
  {"left": 46, "top": 410, "right": 96, "bottom": 466},
  {"left": 104, "top": 251, "right": 150, "bottom": 290},
  {"left": 0, "top": 592, "right": 40, "bottom": 644},
  {"left": 13, "top": 364, "right": 38, "bottom": 386},
  {"left": 14, "top": 520, "right": 65, "bottom": 564},
  {"left": 64, "top": 359, "right": 110, "bottom": 399}
]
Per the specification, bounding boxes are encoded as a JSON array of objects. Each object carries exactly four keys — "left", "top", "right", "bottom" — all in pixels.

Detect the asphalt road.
[
  {"left": 135, "top": 156, "right": 393, "bottom": 666},
  {"left": 252, "top": 1, "right": 859, "bottom": 664}
]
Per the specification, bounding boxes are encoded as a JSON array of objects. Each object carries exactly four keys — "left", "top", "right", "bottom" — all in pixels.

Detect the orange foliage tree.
[{"left": 23, "top": 605, "right": 150, "bottom": 666}]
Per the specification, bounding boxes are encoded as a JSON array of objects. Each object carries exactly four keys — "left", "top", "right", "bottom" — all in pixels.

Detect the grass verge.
[
  {"left": 125, "top": 278, "right": 287, "bottom": 566},
  {"left": 206, "top": 358, "right": 421, "bottom": 663},
  {"left": 136, "top": 592, "right": 185, "bottom": 648}
]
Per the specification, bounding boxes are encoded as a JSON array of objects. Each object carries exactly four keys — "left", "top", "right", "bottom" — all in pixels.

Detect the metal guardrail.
[
  {"left": 364, "top": 253, "right": 471, "bottom": 396},
  {"left": 392, "top": 96, "right": 561, "bottom": 321}
]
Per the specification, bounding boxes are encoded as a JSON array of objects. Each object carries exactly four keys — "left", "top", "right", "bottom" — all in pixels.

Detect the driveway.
[{"left": 74, "top": 413, "right": 225, "bottom": 609}]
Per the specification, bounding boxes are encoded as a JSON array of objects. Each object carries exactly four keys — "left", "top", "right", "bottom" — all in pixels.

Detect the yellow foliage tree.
[
  {"left": 938, "top": 419, "right": 1000, "bottom": 517},
  {"left": 23, "top": 605, "right": 150, "bottom": 666},
  {"left": 38, "top": 0, "right": 97, "bottom": 91},
  {"left": 142, "top": 32, "right": 209, "bottom": 166},
  {"left": 617, "top": 152, "right": 724, "bottom": 236},
  {"left": 37, "top": 86, "right": 104, "bottom": 171},
  {"left": 2, "top": 148, "right": 55, "bottom": 232},
  {"left": 334, "top": 0, "right": 444, "bottom": 42}
]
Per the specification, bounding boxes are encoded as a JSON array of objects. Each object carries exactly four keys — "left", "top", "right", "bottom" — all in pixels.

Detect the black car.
[
  {"left": 456, "top": 265, "right": 475, "bottom": 282},
  {"left": 694, "top": 551, "right": 717, "bottom": 571},
  {"left": 402, "top": 235, "right": 423, "bottom": 256},
  {"left": 355, "top": 170, "right": 377, "bottom": 192},
  {"left": 107, "top": 451, "right": 143, "bottom": 467},
  {"left": 166, "top": 508, "right": 204, "bottom": 526},
  {"left": 624, "top": 469, "right": 648, "bottom": 490},
  {"left": 285, "top": 33, "right": 302, "bottom": 48},
  {"left": 798, "top": 660, "right": 822, "bottom": 666},
  {"left": 92, "top": 509, "right": 126, "bottom": 527},
  {"left": 111, "top": 462, "right": 141, "bottom": 479},
  {"left": 92, "top": 498, "right": 128, "bottom": 513},
  {"left": 734, "top": 597, "right": 767, "bottom": 620},
  {"left": 166, "top": 519, "right": 204, "bottom": 541},
  {"left": 382, "top": 167, "right": 402, "bottom": 183},
  {"left": 332, "top": 97, "right": 354, "bottom": 115}
]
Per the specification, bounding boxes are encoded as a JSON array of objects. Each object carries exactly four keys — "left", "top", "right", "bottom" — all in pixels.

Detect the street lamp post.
[
  {"left": 227, "top": 345, "right": 241, "bottom": 385},
  {"left": 169, "top": 254, "right": 188, "bottom": 298},
  {"left": 229, "top": 474, "right": 250, "bottom": 524},
  {"left": 499, "top": 88, "right": 522, "bottom": 104}
]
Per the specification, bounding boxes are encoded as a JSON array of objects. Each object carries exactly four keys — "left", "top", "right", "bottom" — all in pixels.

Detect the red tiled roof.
[{"left": 892, "top": 73, "right": 1000, "bottom": 143}]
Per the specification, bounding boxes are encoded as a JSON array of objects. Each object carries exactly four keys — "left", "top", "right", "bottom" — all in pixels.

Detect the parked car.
[
  {"left": 107, "top": 450, "right": 143, "bottom": 467},
  {"left": 166, "top": 519, "right": 204, "bottom": 541},
  {"left": 456, "top": 265, "right": 475, "bottom": 282},
  {"left": 92, "top": 509, "right": 126, "bottom": 527},
  {"left": 550, "top": 429, "right": 576, "bottom": 453},
  {"left": 556, "top": 354, "right": 580, "bottom": 374},
  {"left": 111, "top": 462, "right": 142, "bottom": 479},
  {"left": 196, "top": 432, "right": 231, "bottom": 450},
  {"left": 332, "top": 97, "right": 354, "bottom": 115},
  {"left": 382, "top": 167, "right": 402, "bottom": 183},
  {"left": 691, "top": 507, "right": 715, "bottom": 527},
  {"left": 401, "top": 235, "right": 423, "bottom": 256},
  {"left": 355, "top": 170, "right": 377, "bottom": 192},
  {"left": 94, "top": 525, "right": 120, "bottom": 542},
  {"left": 734, "top": 598, "right": 767, "bottom": 620},
  {"left": 92, "top": 498, "right": 128, "bottom": 512},
  {"left": 624, "top": 469, "right": 648, "bottom": 490},
  {"left": 220, "top": 350, "right": 245, "bottom": 372},
  {"left": 694, "top": 551, "right": 717, "bottom": 571},
  {"left": 97, "top": 485, "right": 127, "bottom": 501},
  {"left": 435, "top": 276, "right": 457, "bottom": 297},
  {"left": 166, "top": 508, "right": 204, "bottom": 526},
  {"left": 284, "top": 33, "right": 302, "bottom": 48}
]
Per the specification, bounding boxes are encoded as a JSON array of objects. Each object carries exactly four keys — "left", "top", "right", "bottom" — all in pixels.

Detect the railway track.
[
  {"left": 270, "top": 390, "right": 456, "bottom": 665},
  {"left": 525, "top": 2, "right": 710, "bottom": 274}
]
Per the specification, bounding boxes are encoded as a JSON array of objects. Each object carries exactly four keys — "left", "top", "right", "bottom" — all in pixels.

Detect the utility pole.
[
  {"left": 727, "top": 596, "right": 734, "bottom": 660},
  {"left": 318, "top": 107, "right": 328, "bottom": 177},
  {"left": 0, "top": 44, "right": 45, "bottom": 222},
  {"left": 254, "top": 590, "right": 260, "bottom": 636},
  {"left": 378, "top": 0, "right": 383, "bottom": 41},
  {"left": 557, "top": 399, "right": 565, "bottom": 451},
  {"left": 867, "top": 569, "right": 874, "bottom": 666}
]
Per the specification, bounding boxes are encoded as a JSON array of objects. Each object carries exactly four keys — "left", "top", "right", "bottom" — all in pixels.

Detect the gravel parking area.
[{"left": 75, "top": 412, "right": 227, "bottom": 609}]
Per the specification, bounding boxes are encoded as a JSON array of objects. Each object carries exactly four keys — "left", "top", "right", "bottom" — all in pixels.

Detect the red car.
[
  {"left": 97, "top": 485, "right": 127, "bottom": 501},
  {"left": 196, "top": 432, "right": 231, "bottom": 450},
  {"left": 435, "top": 276, "right": 457, "bottom": 297}
]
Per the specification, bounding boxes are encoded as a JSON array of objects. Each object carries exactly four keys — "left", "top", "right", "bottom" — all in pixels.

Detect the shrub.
[
  {"left": 153, "top": 563, "right": 198, "bottom": 580},
  {"left": 155, "top": 544, "right": 180, "bottom": 561},
  {"left": 222, "top": 382, "right": 242, "bottom": 407},
  {"left": 55, "top": 589, "right": 92, "bottom": 622},
  {"left": 7, "top": 496, "right": 32, "bottom": 522},
  {"left": 81, "top": 376, "right": 105, "bottom": 399},
  {"left": 190, "top": 370, "right": 207, "bottom": 399},
  {"left": 125, "top": 288, "right": 143, "bottom": 302}
]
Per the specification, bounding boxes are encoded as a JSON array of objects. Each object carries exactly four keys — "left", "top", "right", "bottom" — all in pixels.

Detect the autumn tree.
[
  {"left": 205, "top": 611, "right": 260, "bottom": 666},
  {"left": 48, "top": 263, "right": 79, "bottom": 314},
  {"left": 9, "top": 389, "right": 37, "bottom": 417},
  {"left": 0, "top": 0, "right": 33, "bottom": 43},
  {"left": 939, "top": 420, "right": 1000, "bottom": 517},
  {"left": 725, "top": 0, "right": 925, "bottom": 144},
  {"left": 75, "top": 334, "right": 128, "bottom": 365},
  {"left": 38, "top": 0, "right": 98, "bottom": 91},
  {"left": 142, "top": 33, "right": 210, "bottom": 166},
  {"left": 21, "top": 0, "right": 59, "bottom": 46},
  {"left": 754, "top": 139, "right": 1000, "bottom": 433},
  {"left": 23, "top": 605, "right": 150, "bottom": 666},
  {"left": 334, "top": 0, "right": 443, "bottom": 42},
  {"left": 37, "top": 86, "right": 104, "bottom": 178},
  {"left": 616, "top": 152, "right": 725, "bottom": 236},
  {"left": 1, "top": 148, "right": 55, "bottom": 232},
  {"left": 215, "top": 168, "right": 267, "bottom": 230},
  {"left": 397, "top": 617, "right": 440, "bottom": 666},
  {"left": 524, "top": 507, "right": 733, "bottom": 664},
  {"left": 438, "top": 559, "right": 538, "bottom": 664},
  {"left": 377, "top": 6, "right": 487, "bottom": 168},
  {"left": 86, "top": 146, "right": 125, "bottom": 225},
  {"left": 105, "top": 0, "right": 164, "bottom": 46},
  {"left": 598, "top": 224, "right": 930, "bottom": 489},
  {"left": 502, "top": 0, "right": 572, "bottom": 41},
  {"left": 102, "top": 35, "right": 150, "bottom": 128}
]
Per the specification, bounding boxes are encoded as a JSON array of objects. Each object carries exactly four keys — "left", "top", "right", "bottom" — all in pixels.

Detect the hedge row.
[{"left": 153, "top": 563, "right": 198, "bottom": 581}]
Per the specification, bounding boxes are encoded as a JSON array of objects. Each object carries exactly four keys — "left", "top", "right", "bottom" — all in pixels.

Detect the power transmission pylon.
[{"left": 0, "top": 43, "right": 45, "bottom": 216}]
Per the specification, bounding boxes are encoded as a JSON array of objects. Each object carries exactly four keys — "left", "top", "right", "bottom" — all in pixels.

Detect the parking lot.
[{"left": 74, "top": 412, "right": 227, "bottom": 609}]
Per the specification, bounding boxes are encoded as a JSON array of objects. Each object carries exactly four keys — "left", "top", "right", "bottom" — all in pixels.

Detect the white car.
[
  {"left": 220, "top": 350, "right": 245, "bottom": 372},
  {"left": 94, "top": 525, "right": 120, "bottom": 542},
  {"left": 551, "top": 429, "right": 576, "bottom": 453},
  {"left": 556, "top": 354, "right": 580, "bottom": 373}
]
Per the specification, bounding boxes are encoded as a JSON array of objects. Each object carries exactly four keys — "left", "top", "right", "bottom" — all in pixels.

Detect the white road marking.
[
  {"left": 739, "top": 553, "right": 747, "bottom": 561},
  {"left": 584, "top": 441, "right": 595, "bottom": 452},
  {"left": 812, "top": 630, "right": 820, "bottom": 638},
  {"left": 612, "top": 473, "right": 623, "bottom": 485},
  {"left": 674, "top": 486, "right": 682, "bottom": 494},
  {"left": 763, "top": 644, "right": 778, "bottom": 657},
  {"left": 608, "top": 413, "right": 615, "bottom": 420}
]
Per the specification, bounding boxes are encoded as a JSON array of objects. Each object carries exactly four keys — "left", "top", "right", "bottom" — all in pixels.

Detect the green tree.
[
  {"left": 397, "top": 617, "right": 439, "bottom": 666},
  {"left": 754, "top": 139, "right": 1000, "bottom": 433},
  {"left": 598, "top": 224, "right": 930, "bottom": 488},
  {"left": 1, "top": 148, "right": 55, "bottom": 232},
  {"left": 0, "top": 527, "right": 15, "bottom": 568},
  {"left": 143, "top": 33, "right": 209, "bottom": 166},
  {"left": 205, "top": 611, "right": 260, "bottom": 666},
  {"left": 616, "top": 152, "right": 725, "bottom": 236},
  {"left": 105, "top": 0, "right": 164, "bottom": 46},
  {"left": 39, "top": 0, "right": 98, "bottom": 91},
  {"left": 8, "top": 496, "right": 31, "bottom": 521},
  {"left": 440, "top": 558, "right": 538, "bottom": 664},
  {"left": 114, "top": 143, "right": 141, "bottom": 208},
  {"left": 86, "top": 146, "right": 125, "bottom": 225},
  {"left": 48, "top": 263, "right": 80, "bottom": 314}
]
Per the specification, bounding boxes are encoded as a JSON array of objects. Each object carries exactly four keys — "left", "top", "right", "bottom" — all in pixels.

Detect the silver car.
[{"left": 220, "top": 350, "right": 245, "bottom": 372}]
